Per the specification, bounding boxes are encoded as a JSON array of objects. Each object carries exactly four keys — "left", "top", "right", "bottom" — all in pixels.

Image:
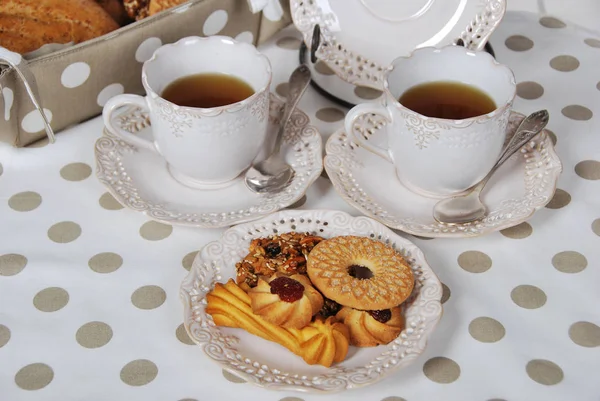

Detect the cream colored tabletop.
[{"left": 1, "top": 6, "right": 600, "bottom": 401}]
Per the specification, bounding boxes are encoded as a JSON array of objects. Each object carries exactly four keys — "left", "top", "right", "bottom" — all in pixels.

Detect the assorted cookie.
[{"left": 206, "top": 232, "right": 416, "bottom": 367}]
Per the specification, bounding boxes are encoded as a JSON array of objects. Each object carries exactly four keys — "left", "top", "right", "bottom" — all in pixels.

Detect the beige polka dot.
[
  {"left": 539, "top": 16, "right": 566, "bottom": 28},
  {"left": 545, "top": 188, "right": 571, "bottom": 209},
  {"left": 99, "top": 192, "right": 124, "bottom": 210},
  {"left": 139, "top": 221, "right": 172, "bottom": 241},
  {"left": 120, "top": 359, "right": 158, "bottom": 386},
  {"left": 516, "top": 81, "right": 544, "bottom": 100},
  {"left": 354, "top": 86, "right": 383, "bottom": 100},
  {"left": 8, "top": 191, "right": 42, "bottom": 212},
  {"left": 468, "top": 317, "right": 506, "bottom": 343},
  {"left": 27, "top": 137, "right": 50, "bottom": 148},
  {"left": 60, "top": 162, "right": 92, "bottom": 181},
  {"left": 552, "top": 251, "right": 587, "bottom": 273},
  {"left": 569, "top": 321, "right": 600, "bottom": 347},
  {"left": 48, "top": 221, "right": 81, "bottom": 243},
  {"left": 316, "top": 107, "right": 345, "bottom": 122},
  {"left": 550, "top": 55, "right": 580, "bottom": 72},
  {"left": 546, "top": 129, "right": 557, "bottom": 145},
  {"left": 0, "top": 324, "right": 10, "bottom": 348},
  {"left": 76, "top": 321, "right": 113, "bottom": 348},
  {"left": 511, "top": 285, "right": 546, "bottom": 309},
  {"left": 33, "top": 287, "right": 69, "bottom": 312},
  {"left": 575, "top": 160, "right": 600, "bottom": 180},
  {"left": 15, "top": 363, "right": 54, "bottom": 390},
  {"left": 441, "top": 283, "right": 451, "bottom": 304},
  {"left": 505, "top": 35, "right": 534, "bottom": 51},
  {"left": 131, "top": 285, "right": 166, "bottom": 310},
  {"left": 592, "top": 218, "right": 600, "bottom": 236},
  {"left": 176, "top": 323, "right": 194, "bottom": 345},
  {"left": 500, "top": 222, "right": 533, "bottom": 239},
  {"left": 423, "top": 356, "right": 461, "bottom": 383},
  {"left": 562, "top": 105, "right": 593, "bottom": 121},
  {"left": 181, "top": 251, "right": 197, "bottom": 271},
  {"left": 88, "top": 252, "right": 123, "bottom": 274},
  {"left": 584, "top": 38, "right": 600, "bottom": 48},
  {"left": 222, "top": 369, "right": 246, "bottom": 383},
  {"left": 275, "top": 82, "right": 289, "bottom": 98},
  {"left": 288, "top": 195, "right": 307, "bottom": 209},
  {"left": 457, "top": 251, "right": 492, "bottom": 273},
  {"left": 526, "top": 359, "right": 564, "bottom": 385},
  {"left": 381, "top": 398, "right": 407, "bottom": 401},
  {"left": 0, "top": 253, "right": 27, "bottom": 276},
  {"left": 276, "top": 37, "right": 301, "bottom": 50},
  {"left": 314, "top": 61, "right": 335, "bottom": 75}
]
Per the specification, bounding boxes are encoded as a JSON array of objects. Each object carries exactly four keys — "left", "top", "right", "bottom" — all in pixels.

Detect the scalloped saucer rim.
[
  {"left": 180, "top": 209, "right": 443, "bottom": 393},
  {"left": 324, "top": 110, "right": 563, "bottom": 238},
  {"left": 94, "top": 93, "right": 323, "bottom": 228}
]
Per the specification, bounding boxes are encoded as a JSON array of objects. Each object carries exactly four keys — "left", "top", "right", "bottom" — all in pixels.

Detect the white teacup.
[
  {"left": 344, "top": 45, "right": 516, "bottom": 198},
  {"left": 103, "top": 36, "right": 272, "bottom": 189}
]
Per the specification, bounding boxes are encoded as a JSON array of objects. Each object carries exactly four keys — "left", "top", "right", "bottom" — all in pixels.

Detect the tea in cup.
[
  {"left": 344, "top": 45, "right": 516, "bottom": 198},
  {"left": 102, "top": 36, "right": 272, "bottom": 189}
]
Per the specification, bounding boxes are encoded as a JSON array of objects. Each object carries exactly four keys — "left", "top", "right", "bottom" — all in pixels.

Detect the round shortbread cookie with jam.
[{"left": 307, "top": 236, "right": 414, "bottom": 310}]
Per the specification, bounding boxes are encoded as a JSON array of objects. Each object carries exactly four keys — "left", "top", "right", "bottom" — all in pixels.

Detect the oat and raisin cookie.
[{"left": 235, "top": 232, "right": 324, "bottom": 290}]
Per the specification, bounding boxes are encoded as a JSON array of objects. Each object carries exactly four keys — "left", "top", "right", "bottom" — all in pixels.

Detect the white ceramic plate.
[
  {"left": 180, "top": 209, "right": 443, "bottom": 393},
  {"left": 94, "top": 94, "right": 322, "bottom": 228},
  {"left": 291, "top": 0, "right": 507, "bottom": 90},
  {"left": 324, "top": 111, "right": 563, "bottom": 238}
]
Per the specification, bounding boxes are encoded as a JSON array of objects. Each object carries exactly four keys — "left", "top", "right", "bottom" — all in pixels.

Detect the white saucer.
[
  {"left": 291, "top": 0, "right": 506, "bottom": 90},
  {"left": 180, "top": 209, "right": 442, "bottom": 393},
  {"left": 94, "top": 94, "right": 323, "bottom": 228},
  {"left": 324, "top": 111, "right": 563, "bottom": 238}
]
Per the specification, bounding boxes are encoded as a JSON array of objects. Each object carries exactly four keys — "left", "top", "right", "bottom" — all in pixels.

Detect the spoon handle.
[
  {"left": 472, "top": 110, "right": 550, "bottom": 193},
  {"left": 271, "top": 65, "right": 312, "bottom": 155}
]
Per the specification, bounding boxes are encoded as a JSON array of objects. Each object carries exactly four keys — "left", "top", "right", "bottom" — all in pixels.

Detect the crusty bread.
[
  {"left": 148, "top": 0, "right": 189, "bottom": 16},
  {"left": 0, "top": 0, "right": 119, "bottom": 54}
]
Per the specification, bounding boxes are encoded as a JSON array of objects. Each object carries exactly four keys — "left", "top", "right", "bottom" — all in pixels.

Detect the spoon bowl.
[
  {"left": 433, "top": 110, "right": 550, "bottom": 225},
  {"left": 245, "top": 65, "right": 312, "bottom": 194}
]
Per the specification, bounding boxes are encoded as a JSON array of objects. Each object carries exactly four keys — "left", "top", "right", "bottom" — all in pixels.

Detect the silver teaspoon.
[
  {"left": 433, "top": 110, "right": 550, "bottom": 225},
  {"left": 245, "top": 65, "right": 312, "bottom": 194}
]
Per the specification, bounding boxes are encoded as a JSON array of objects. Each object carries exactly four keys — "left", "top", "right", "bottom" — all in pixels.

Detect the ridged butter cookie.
[{"left": 307, "top": 236, "right": 414, "bottom": 310}]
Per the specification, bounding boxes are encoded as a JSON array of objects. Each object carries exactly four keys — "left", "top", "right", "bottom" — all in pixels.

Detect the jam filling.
[
  {"left": 269, "top": 277, "right": 304, "bottom": 303},
  {"left": 368, "top": 309, "right": 392, "bottom": 323},
  {"left": 348, "top": 264, "right": 373, "bottom": 280}
]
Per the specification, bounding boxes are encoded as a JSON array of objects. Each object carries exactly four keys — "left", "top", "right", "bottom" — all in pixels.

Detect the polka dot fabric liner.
[{"left": 1, "top": 10, "right": 600, "bottom": 401}]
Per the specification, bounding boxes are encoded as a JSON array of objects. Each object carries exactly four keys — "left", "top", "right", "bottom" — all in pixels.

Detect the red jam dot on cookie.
[
  {"left": 368, "top": 309, "right": 392, "bottom": 323},
  {"left": 269, "top": 277, "right": 305, "bottom": 303}
]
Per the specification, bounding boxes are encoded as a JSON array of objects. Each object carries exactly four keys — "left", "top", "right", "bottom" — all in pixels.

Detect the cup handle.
[
  {"left": 344, "top": 102, "right": 394, "bottom": 163},
  {"left": 102, "top": 94, "right": 159, "bottom": 154}
]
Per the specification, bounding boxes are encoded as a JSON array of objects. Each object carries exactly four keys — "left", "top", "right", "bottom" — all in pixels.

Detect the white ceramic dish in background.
[
  {"left": 180, "top": 209, "right": 443, "bottom": 393},
  {"left": 291, "top": 0, "right": 507, "bottom": 90},
  {"left": 325, "top": 112, "right": 563, "bottom": 238},
  {"left": 94, "top": 93, "right": 322, "bottom": 228}
]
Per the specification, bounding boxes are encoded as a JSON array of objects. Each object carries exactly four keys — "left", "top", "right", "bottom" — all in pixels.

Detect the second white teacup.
[
  {"left": 103, "top": 36, "right": 272, "bottom": 189},
  {"left": 344, "top": 45, "right": 516, "bottom": 198}
]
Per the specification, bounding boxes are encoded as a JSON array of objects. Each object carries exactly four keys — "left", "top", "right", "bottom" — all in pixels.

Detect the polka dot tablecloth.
[{"left": 1, "top": 10, "right": 600, "bottom": 401}]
